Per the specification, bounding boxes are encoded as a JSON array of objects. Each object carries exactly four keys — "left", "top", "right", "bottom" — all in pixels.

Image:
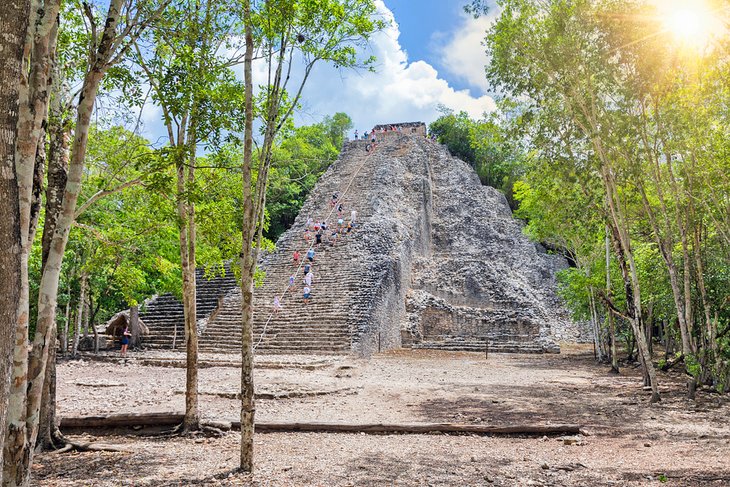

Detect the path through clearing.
[{"left": 38, "top": 346, "right": 730, "bottom": 486}]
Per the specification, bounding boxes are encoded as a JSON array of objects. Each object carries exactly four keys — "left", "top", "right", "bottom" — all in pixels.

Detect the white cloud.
[
  {"left": 294, "top": 0, "right": 496, "bottom": 133},
  {"left": 136, "top": 1, "right": 497, "bottom": 143},
  {"left": 436, "top": 13, "right": 495, "bottom": 94}
]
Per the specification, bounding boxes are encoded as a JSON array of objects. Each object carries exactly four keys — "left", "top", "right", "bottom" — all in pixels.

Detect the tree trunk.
[
  {"left": 605, "top": 229, "right": 619, "bottom": 374},
  {"left": 129, "top": 306, "right": 140, "bottom": 349},
  {"left": 645, "top": 301, "right": 653, "bottom": 355},
  {"left": 603, "top": 170, "right": 659, "bottom": 402},
  {"left": 240, "top": 0, "right": 256, "bottom": 471},
  {"left": 82, "top": 286, "right": 90, "bottom": 340},
  {"left": 62, "top": 289, "right": 70, "bottom": 357},
  {"left": 588, "top": 288, "right": 603, "bottom": 361},
  {"left": 73, "top": 274, "right": 86, "bottom": 357},
  {"left": 178, "top": 144, "right": 199, "bottom": 431},
  {"left": 0, "top": 0, "right": 29, "bottom": 475},
  {"left": 36, "top": 327, "right": 58, "bottom": 452}
]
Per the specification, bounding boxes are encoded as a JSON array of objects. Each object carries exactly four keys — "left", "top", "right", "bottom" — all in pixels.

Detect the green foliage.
[
  {"left": 266, "top": 113, "right": 352, "bottom": 239},
  {"left": 429, "top": 107, "right": 526, "bottom": 206},
  {"left": 485, "top": 0, "right": 730, "bottom": 383},
  {"left": 685, "top": 354, "right": 702, "bottom": 379}
]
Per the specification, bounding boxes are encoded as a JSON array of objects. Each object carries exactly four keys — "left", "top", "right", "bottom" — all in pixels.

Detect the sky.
[
  {"left": 291, "top": 0, "right": 499, "bottom": 135},
  {"left": 138, "top": 0, "right": 499, "bottom": 143}
]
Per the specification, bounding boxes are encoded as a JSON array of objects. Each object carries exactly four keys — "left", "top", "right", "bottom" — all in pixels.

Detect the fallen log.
[
  {"left": 247, "top": 422, "right": 582, "bottom": 436},
  {"left": 61, "top": 412, "right": 184, "bottom": 428},
  {"left": 52, "top": 441, "right": 132, "bottom": 453},
  {"left": 60, "top": 413, "right": 581, "bottom": 436}
]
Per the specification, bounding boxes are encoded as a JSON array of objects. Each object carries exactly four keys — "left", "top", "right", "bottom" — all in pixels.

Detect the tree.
[
  {"left": 429, "top": 109, "right": 476, "bottom": 167},
  {"left": 3, "top": 0, "right": 169, "bottom": 483},
  {"left": 0, "top": 0, "right": 30, "bottom": 474},
  {"left": 266, "top": 113, "right": 352, "bottom": 239},
  {"left": 485, "top": 0, "right": 730, "bottom": 397},
  {"left": 430, "top": 107, "right": 527, "bottom": 208},
  {"left": 135, "top": 0, "right": 246, "bottom": 432},
  {"left": 484, "top": 0, "right": 662, "bottom": 401},
  {"left": 238, "top": 0, "right": 384, "bottom": 472}
]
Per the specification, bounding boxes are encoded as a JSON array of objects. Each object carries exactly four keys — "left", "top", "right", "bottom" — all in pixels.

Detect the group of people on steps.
[
  {"left": 354, "top": 126, "right": 437, "bottom": 150},
  {"left": 273, "top": 183, "right": 362, "bottom": 314}
]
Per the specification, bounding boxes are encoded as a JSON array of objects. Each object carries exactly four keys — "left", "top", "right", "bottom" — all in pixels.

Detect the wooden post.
[
  {"left": 130, "top": 306, "right": 140, "bottom": 349},
  {"left": 485, "top": 339, "right": 489, "bottom": 360}
]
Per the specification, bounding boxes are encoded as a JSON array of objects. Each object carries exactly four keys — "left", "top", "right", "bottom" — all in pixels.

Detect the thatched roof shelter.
[{"left": 103, "top": 310, "right": 150, "bottom": 336}]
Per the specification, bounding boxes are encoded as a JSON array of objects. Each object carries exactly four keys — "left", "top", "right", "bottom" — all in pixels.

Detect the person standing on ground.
[
  {"left": 315, "top": 229, "right": 323, "bottom": 245},
  {"left": 273, "top": 296, "right": 282, "bottom": 313},
  {"left": 303, "top": 285, "right": 311, "bottom": 304},
  {"left": 350, "top": 209, "right": 357, "bottom": 224},
  {"left": 293, "top": 250, "right": 300, "bottom": 265},
  {"left": 289, "top": 274, "right": 296, "bottom": 289},
  {"left": 307, "top": 248, "right": 315, "bottom": 262},
  {"left": 354, "top": 129, "right": 358, "bottom": 140},
  {"left": 120, "top": 324, "right": 132, "bottom": 357},
  {"left": 304, "top": 262, "right": 311, "bottom": 275}
]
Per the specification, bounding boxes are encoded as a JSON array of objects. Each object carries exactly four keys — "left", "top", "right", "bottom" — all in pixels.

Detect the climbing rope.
[{"left": 253, "top": 140, "right": 379, "bottom": 350}]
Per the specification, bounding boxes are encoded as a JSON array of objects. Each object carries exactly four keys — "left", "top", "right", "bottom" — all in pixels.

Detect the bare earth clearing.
[{"left": 36, "top": 346, "right": 730, "bottom": 486}]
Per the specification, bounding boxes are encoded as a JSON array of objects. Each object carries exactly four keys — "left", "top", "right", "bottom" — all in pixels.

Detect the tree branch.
[{"left": 74, "top": 178, "right": 143, "bottom": 218}]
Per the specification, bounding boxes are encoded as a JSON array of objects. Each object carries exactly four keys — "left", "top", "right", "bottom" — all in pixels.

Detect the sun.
[{"left": 658, "top": 0, "right": 726, "bottom": 49}]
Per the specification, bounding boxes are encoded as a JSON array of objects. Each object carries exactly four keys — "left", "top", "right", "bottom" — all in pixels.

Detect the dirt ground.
[{"left": 35, "top": 345, "right": 730, "bottom": 486}]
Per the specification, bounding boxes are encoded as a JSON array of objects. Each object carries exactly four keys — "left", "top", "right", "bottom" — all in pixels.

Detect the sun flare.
[{"left": 658, "top": 0, "right": 726, "bottom": 48}]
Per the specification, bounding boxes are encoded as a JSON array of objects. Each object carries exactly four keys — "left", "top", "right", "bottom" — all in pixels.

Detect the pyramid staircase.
[
  {"left": 198, "top": 141, "right": 383, "bottom": 354},
  {"left": 140, "top": 263, "right": 238, "bottom": 349},
  {"left": 131, "top": 132, "right": 573, "bottom": 355}
]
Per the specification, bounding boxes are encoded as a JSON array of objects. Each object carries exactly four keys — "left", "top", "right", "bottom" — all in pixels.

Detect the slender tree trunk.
[
  {"left": 645, "top": 301, "right": 653, "bottom": 355},
  {"left": 62, "top": 290, "right": 70, "bottom": 357},
  {"left": 637, "top": 184, "right": 693, "bottom": 358},
  {"left": 693, "top": 228, "right": 716, "bottom": 354},
  {"left": 603, "top": 168, "right": 659, "bottom": 402},
  {"left": 36, "top": 327, "right": 58, "bottom": 451},
  {"left": 588, "top": 288, "right": 604, "bottom": 361},
  {"left": 178, "top": 131, "right": 199, "bottom": 431},
  {"left": 82, "top": 292, "right": 90, "bottom": 342},
  {"left": 73, "top": 274, "right": 86, "bottom": 357},
  {"left": 240, "top": 0, "right": 256, "bottom": 471},
  {"left": 0, "top": 0, "right": 29, "bottom": 475},
  {"left": 606, "top": 229, "right": 619, "bottom": 374},
  {"left": 129, "top": 306, "right": 140, "bottom": 349}
]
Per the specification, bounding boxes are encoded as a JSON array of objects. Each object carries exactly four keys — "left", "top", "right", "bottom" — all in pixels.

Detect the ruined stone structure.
[
  {"left": 136, "top": 130, "right": 586, "bottom": 355},
  {"left": 373, "top": 121, "right": 427, "bottom": 137},
  {"left": 140, "top": 263, "right": 238, "bottom": 349}
]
